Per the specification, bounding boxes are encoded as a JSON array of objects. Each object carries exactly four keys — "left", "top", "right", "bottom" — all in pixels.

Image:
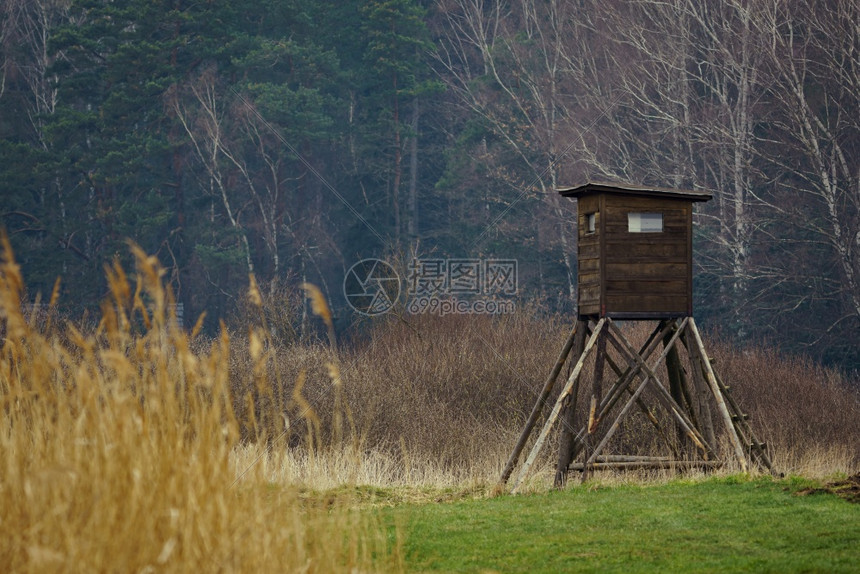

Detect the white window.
[
  {"left": 628, "top": 212, "right": 663, "bottom": 233},
  {"left": 586, "top": 212, "right": 596, "bottom": 233}
]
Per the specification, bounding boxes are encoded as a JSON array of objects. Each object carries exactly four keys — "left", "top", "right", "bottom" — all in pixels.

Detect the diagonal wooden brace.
[
  {"left": 555, "top": 320, "right": 679, "bottom": 477},
  {"left": 499, "top": 321, "right": 581, "bottom": 485},
  {"left": 687, "top": 318, "right": 749, "bottom": 472},
  {"left": 511, "top": 318, "right": 607, "bottom": 493},
  {"left": 603, "top": 319, "right": 712, "bottom": 459},
  {"left": 585, "top": 318, "right": 709, "bottom": 466}
]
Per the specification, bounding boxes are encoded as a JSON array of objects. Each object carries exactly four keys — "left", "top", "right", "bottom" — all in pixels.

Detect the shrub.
[{"left": 231, "top": 302, "right": 859, "bottom": 481}]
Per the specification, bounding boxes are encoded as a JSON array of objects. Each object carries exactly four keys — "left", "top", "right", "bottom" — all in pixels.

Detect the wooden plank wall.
[
  {"left": 577, "top": 194, "right": 693, "bottom": 318},
  {"left": 577, "top": 195, "right": 602, "bottom": 315}
]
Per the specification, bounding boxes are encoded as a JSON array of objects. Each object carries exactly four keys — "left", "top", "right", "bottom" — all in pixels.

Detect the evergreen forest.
[{"left": 1, "top": 0, "right": 858, "bottom": 370}]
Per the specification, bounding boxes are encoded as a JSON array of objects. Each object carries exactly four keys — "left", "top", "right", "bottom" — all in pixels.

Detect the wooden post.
[
  {"left": 663, "top": 323, "right": 692, "bottom": 448},
  {"left": 499, "top": 322, "right": 581, "bottom": 486},
  {"left": 681, "top": 329, "right": 717, "bottom": 449},
  {"left": 511, "top": 318, "right": 607, "bottom": 493},
  {"left": 570, "top": 460, "right": 722, "bottom": 471},
  {"left": 582, "top": 329, "right": 607, "bottom": 483},
  {"left": 554, "top": 320, "right": 589, "bottom": 487},
  {"left": 687, "top": 319, "right": 749, "bottom": 472},
  {"left": 710, "top": 361, "right": 776, "bottom": 474},
  {"left": 606, "top": 321, "right": 711, "bottom": 453},
  {"left": 588, "top": 331, "right": 607, "bottom": 433},
  {"left": 510, "top": 315, "right": 767, "bottom": 489},
  {"left": 560, "top": 321, "right": 678, "bottom": 479}
]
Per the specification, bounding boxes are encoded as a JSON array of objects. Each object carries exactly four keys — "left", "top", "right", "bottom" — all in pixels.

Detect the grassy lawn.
[{"left": 383, "top": 476, "right": 860, "bottom": 573}]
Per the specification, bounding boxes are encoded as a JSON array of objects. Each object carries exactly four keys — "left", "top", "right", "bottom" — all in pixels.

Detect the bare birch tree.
[
  {"left": 0, "top": 0, "right": 69, "bottom": 146},
  {"left": 432, "top": 0, "right": 591, "bottom": 298},
  {"left": 170, "top": 69, "right": 256, "bottom": 276},
  {"left": 757, "top": 0, "right": 860, "bottom": 332},
  {"left": 570, "top": 0, "right": 772, "bottom": 336},
  {"left": 0, "top": 0, "right": 74, "bottom": 264}
]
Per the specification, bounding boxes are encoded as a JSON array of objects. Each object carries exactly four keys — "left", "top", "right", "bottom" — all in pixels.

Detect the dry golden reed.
[{"left": 0, "top": 239, "right": 399, "bottom": 573}]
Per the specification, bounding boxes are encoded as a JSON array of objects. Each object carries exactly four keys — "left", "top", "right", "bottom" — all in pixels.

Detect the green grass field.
[{"left": 381, "top": 476, "right": 860, "bottom": 573}]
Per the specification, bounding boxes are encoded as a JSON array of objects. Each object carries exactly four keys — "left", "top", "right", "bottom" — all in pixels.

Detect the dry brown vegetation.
[
  {"left": 0, "top": 240, "right": 399, "bottom": 573},
  {"left": 231, "top": 296, "right": 860, "bottom": 487},
  {"left": 2, "top": 240, "right": 859, "bottom": 570}
]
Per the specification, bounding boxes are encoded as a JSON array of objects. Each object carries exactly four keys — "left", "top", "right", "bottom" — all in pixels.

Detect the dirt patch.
[{"left": 795, "top": 474, "right": 860, "bottom": 503}]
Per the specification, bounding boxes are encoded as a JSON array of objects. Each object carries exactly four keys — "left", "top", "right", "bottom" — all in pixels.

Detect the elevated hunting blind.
[
  {"left": 558, "top": 182, "right": 712, "bottom": 319},
  {"left": 499, "top": 182, "right": 774, "bottom": 492}
]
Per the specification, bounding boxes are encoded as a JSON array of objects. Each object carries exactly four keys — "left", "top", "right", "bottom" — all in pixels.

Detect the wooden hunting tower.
[
  {"left": 499, "top": 182, "right": 774, "bottom": 492},
  {"left": 558, "top": 182, "right": 712, "bottom": 320}
]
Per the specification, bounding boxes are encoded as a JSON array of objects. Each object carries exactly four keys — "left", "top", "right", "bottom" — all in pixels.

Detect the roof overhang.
[{"left": 557, "top": 181, "right": 713, "bottom": 202}]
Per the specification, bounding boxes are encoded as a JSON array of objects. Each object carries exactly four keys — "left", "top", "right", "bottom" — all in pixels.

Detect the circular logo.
[{"left": 343, "top": 258, "right": 400, "bottom": 316}]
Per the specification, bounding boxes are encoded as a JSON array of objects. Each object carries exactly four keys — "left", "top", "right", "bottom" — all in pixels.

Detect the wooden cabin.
[{"left": 558, "top": 182, "right": 712, "bottom": 319}]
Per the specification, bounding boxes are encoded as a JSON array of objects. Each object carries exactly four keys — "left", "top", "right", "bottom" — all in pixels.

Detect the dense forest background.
[{"left": 1, "top": 0, "right": 858, "bottom": 370}]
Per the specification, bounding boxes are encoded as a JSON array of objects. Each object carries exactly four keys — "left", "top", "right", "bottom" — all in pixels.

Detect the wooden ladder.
[{"left": 711, "top": 360, "right": 776, "bottom": 474}]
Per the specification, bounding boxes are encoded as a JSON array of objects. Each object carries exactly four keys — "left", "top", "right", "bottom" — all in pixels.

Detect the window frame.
[
  {"left": 585, "top": 212, "right": 597, "bottom": 234},
  {"left": 627, "top": 211, "right": 663, "bottom": 233}
]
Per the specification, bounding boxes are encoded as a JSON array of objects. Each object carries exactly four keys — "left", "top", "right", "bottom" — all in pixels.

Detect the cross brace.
[{"left": 500, "top": 317, "right": 774, "bottom": 493}]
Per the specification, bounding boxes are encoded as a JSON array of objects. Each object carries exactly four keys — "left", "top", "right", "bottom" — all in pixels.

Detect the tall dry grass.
[{"left": 0, "top": 239, "right": 400, "bottom": 573}]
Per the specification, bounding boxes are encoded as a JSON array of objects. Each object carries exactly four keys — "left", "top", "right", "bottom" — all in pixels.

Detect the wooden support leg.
[
  {"left": 678, "top": 364, "right": 699, "bottom": 451},
  {"left": 593, "top": 321, "right": 677, "bottom": 429},
  {"left": 560, "top": 321, "right": 678, "bottom": 480},
  {"left": 681, "top": 329, "right": 717, "bottom": 450},
  {"left": 588, "top": 331, "right": 608, "bottom": 433},
  {"left": 499, "top": 321, "right": 581, "bottom": 486},
  {"left": 555, "top": 320, "right": 589, "bottom": 488},
  {"left": 511, "top": 318, "right": 607, "bottom": 493},
  {"left": 687, "top": 319, "right": 748, "bottom": 472},
  {"left": 710, "top": 361, "right": 776, "bottom": 474},
  {"left": 582, "top": 330, "right": 607, "bottom": 483},
  {"left": 607, "top": 320, "right": 713, "bottom": 456},
  {"left": 664, "top": 323, "right": 693, "bottom": 450},
  {"left": 587, "top": 319, "right": 699, "bottom": 467}
]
